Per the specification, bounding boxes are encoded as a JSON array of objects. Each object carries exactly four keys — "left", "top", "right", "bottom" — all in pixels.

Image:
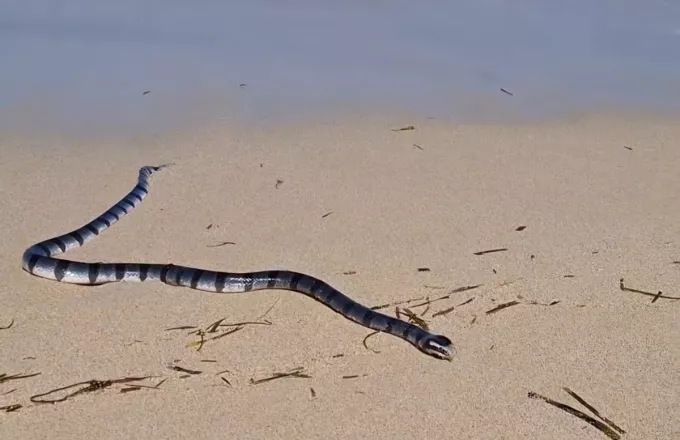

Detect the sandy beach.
[{"left": 0, "top": 111, "right": 678, "bottom": 439}]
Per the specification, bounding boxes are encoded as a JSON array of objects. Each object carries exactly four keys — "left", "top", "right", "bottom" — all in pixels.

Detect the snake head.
[{"left": 420, "top": 334, "right": 456, "bottom": 361}]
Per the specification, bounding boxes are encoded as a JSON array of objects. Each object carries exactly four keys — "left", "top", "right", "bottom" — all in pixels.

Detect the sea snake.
[{"left": 21, "top": 165, "right": 455, "bottom": 361}]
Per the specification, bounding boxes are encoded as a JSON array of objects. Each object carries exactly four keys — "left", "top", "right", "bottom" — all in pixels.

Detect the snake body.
[{"left": 21, "top": 165, "right": 455, "bottom": 361}]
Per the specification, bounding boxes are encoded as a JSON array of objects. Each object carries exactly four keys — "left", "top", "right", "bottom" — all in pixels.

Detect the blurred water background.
[{"left": 1, "top": 0, "right": 680, "bottom": 137}]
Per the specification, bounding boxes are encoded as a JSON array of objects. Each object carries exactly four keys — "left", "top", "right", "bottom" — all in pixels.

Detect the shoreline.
[{"left": 0, "top": 102, "right": 680, "bottom": 146}]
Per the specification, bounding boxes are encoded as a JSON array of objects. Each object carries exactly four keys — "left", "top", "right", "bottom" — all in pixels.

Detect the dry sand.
[{"left": 0, "top": 111, "right": 678, "bottom": 439}]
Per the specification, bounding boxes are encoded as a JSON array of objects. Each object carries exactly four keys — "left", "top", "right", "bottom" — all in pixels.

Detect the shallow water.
[{"left": 2, "top": 0, "right": 680, "bottom": 136}]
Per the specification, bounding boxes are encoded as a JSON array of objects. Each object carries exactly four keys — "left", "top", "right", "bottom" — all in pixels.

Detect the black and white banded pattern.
[{"left": 21, "top": 165, "right": 455, "bottom": 361}]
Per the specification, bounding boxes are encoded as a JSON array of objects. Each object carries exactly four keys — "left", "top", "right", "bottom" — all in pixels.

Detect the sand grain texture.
[{"left": 0, "top": 113, "right": 678, "bottom": 439}]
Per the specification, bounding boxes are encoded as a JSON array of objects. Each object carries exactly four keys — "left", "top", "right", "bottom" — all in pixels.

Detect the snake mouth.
[
  {"left": 436, "top": 350, "right": 455, "bottom": 362},
  {"left": 425, "top": 349, "right": 454, "bottom": 361},
  {"left": 421, "top": 336, "right": 456, "bottom": 361}
]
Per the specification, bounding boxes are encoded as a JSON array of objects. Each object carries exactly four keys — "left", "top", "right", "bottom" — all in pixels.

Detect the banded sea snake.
[{"left": 21, "top": 165, "right": 455, "bottom": 361}]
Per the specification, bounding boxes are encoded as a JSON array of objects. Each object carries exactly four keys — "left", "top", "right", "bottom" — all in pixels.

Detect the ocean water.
[{"left": 1, "top": 0, "right": 680, "bottom": 136}]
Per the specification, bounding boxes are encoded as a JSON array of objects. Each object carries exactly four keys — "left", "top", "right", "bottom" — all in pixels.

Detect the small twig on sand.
[
  {"left": 528, "top": 391, "right": 623, "bottom": 440},
  {"left": 562, "top": 387, "right": 626, "bottom": 434},
  {"left": 0, "top": 372, "right": 41, "bottom": 384},
  {"left": 620, "top": 278, "right": 679, "bottom": 303},
  {"left": 249, "top": 367, "right": 310, "bottom": 385},
  {"left": 485, "top": 300, "right": 521, "bottom": 315},
  {"left": 30, "top": 376, "right": 157, "bottom": 404},
  {"left": 206, "top": 241, "right": 236, "bottom": 248},
  {"left": 474, "top": 248, "right": 508, "bottom": 256},
  {"left": 362, "top": 331, "right": 381, "bottom": 353}
]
